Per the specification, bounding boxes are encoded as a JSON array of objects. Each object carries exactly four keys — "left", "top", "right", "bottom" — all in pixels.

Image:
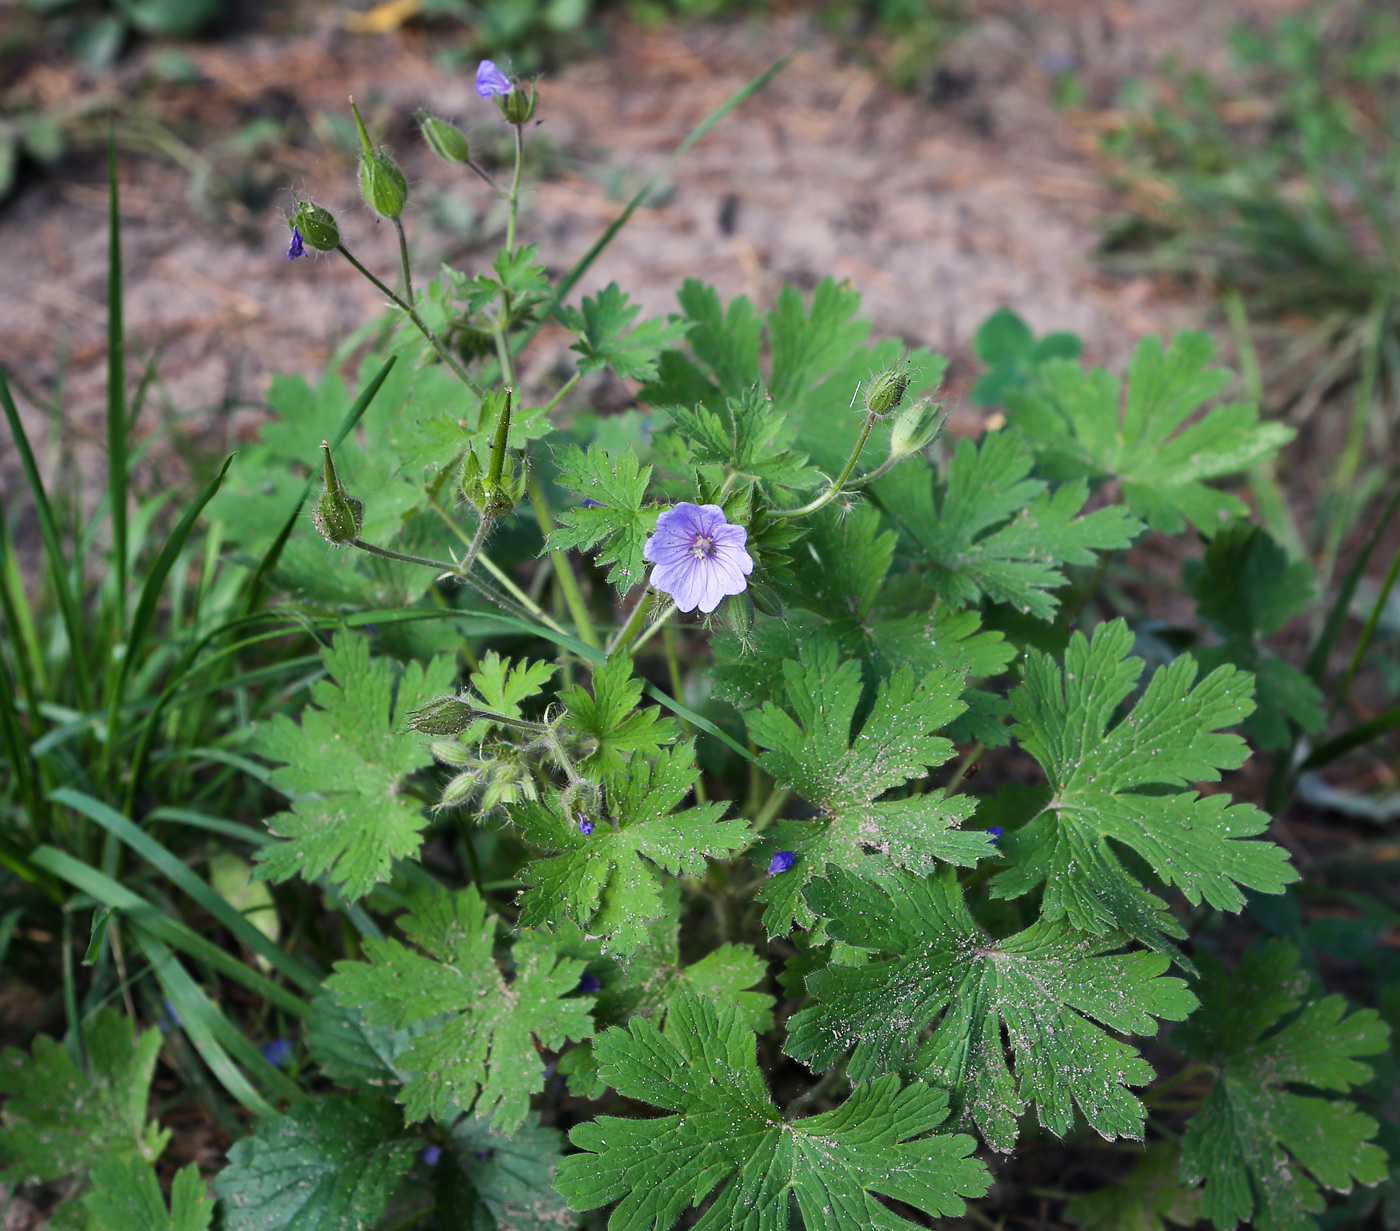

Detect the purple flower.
[
  {"left": 420, "top": 1145, "right": 442, "bottom": 1167},
  {"left": 476, "top": 60, "right": 513, "bottom": 98},
  {"left": 767, "top": 851, "right": 796, "bottom": 876},
  {"left": 260, "top": 1037, "right": 293, "bottom": 1067},
  {"left": 577, "top": 813, "right": 594, "bottom": 836},
  {"left": 287, "top": 228, "right": 306, "bottom": 260},
  {"left": 580, "top": 498, "right": 604, "bottom": 508},
  {"left": 577, "top": 972, "right": 602, "bottom": 993},
  {"left": 986, "top": 827, "right": 1003, "bottom": 840},
  {"left": 643, "top": 502, "right": 753, "bottom": 614}
]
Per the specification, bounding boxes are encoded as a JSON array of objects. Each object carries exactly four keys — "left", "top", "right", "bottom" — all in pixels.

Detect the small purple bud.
[
  {"left": 476, "top": 60, "right": 513, "bottom": 98},
  {"left": 577, "top": 972, "right": 601, "bottom": 994},
  {"left": 419, "top": 1145, "right": 442, "bottom": 1167},
  {"left": 986, "top": 827, "right": 1003, "bottom": 840},
  {"left": 475, "top": 1146, "right": 493, "bottom": 1161},
  {"left": 260, "top": 1037, "right": 293, "bottom": 1067},
  {"left": 577, "top": 813, "right": 594, "bottom": 836},
  {"left": 286, "top": 228, "right": 306, "bottom": 260},
  {"left": 580, "top": 498, "right": 604, "bottom": 508},
  {"left": 767, "top": 851, "right": 797, "bottom": 876},
  {"left": 161, "top": 999, "right": 182, "bottom": 1032}
]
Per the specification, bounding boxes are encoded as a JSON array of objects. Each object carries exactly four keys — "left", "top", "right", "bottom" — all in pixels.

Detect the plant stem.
[
  {"left": 528, "top": 474, "right": 600, "bottom": 648},
  {"left": 392, "top": 217, "right": 415, "bottom": 307},
  {"left": 349, "top": 539, "right": 459, "bottom": 575},
  {"left": 608, "top": 590, "right": 653, "bottom": 656},
  {"left": 506, "top": 123, "right": 524, "bottom": 255},
  {"left": 663, "top": 623, "right": 705, "bottom": 803},
  {"left": 774, "top": 410, "right": 879, "bottom": 518},
  {"left": 336, "top": 244, "right": 486, "bottom": 398},
  {"left": 629, "top": 601, "right": 676, "bottom": 654},
  {"left": 542, "top": 371, "right": 580, "bottom": 418},
  {"left": 752, "top": 786, "right": 790, "bottom": 833},
  {"left": 466, "top": 157, "right": 508, "bottom": 195}
]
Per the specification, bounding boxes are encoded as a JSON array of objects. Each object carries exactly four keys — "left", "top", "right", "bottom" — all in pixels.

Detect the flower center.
[{"left": 689, "top": 533, "right": 715, "bottom": 560}]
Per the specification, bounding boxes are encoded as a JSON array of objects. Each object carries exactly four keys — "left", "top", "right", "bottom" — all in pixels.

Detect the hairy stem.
[{"left": 774, "top": 410, "right": 878, "bottom": 518}]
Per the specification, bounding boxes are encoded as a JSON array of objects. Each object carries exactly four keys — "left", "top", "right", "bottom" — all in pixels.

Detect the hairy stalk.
[
  {"left": 774, "top": 409, "right": 879, "bottom": 518},
  {"left": 608, "top": 589, "right": 654, "bottom": 656},
  {"left": 336, "top": 244, "right": 486, "bottom": 398},
  {"left": 392, "top": 218, "right": 415, "bottom": 307},
  {"left": 529, "top": 474, "right": 601, "bottom": 648},
  {"left": 348, "top": 539, "right": 460, "bottom": 575}
]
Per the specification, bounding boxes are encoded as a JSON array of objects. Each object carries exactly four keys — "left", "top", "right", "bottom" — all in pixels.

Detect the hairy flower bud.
[
  {"left": 289, "top": 200, "right": 340, "bottom": 251},
  {"left": 407, "top": 694, "right": 478, "bottom": 736},
  {"left": 429, "top": 738, "right": 474, "bottom": 767},
  {"left": 499, "top": 80, "right": 537, "bottom": 125},
  {"left": 312, "top": 442, "right": 363, "bottom": 546},
  {"left": 440, "top": 768, "right": 483, "bottom": 808},
  {"left": 864, "top": 365, "right": 912, "bottom": 418},
  {"left": 351, "top": 99, "right": 408, "bottom": 220},
  {"left": 888, "top": 398, "right": 947, "bottom": 460},
  {"left": 416, "top": 110, "right": 470, "bottom": 164}
]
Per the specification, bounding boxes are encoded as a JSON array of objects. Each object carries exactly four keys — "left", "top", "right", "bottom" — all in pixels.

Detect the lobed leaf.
[
  {"left": 547, "top": 445, "right": 658, "bottom": 591},
  {"left": 253, "top": 633, "right": 456, "bottom": 900},
  {"left": 555, "top": 992, "right": 990, "bottom": 1230},
  {"left": 787, "top": 867, "right": 1198, "bottom": 1152}
]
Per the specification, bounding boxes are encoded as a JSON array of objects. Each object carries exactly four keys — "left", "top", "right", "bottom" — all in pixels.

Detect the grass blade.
[
  {"left": 0, "top": 368, "right": 94, "bottom": 711},
  {"left": 130, "top": 929, "right": 283, "bottom": 1116},
  {"left": 1301, "top": 705, "right": 1400, "bottom": 771},
  {"left": 30, "top": 845, "right": 310, "bottom": 1020},
  {"left": 1306, "top": 481, "right": 1400, "bottom": 684},
  {"left": 53, "top": 787, "right": 321, "bottom": 993},
  {"left": 147, "top": 807, "right": 272, "bottom": 847},
  {"left": 107, "top": 124, "right": 128, "bottom": 633}
]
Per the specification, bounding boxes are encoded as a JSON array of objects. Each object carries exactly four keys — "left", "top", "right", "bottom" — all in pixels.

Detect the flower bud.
[
  {"left": 312, "top": 442, "right": 363, "bottom": 546},
  {"left": 290, "top": 200, "right": 340, "bottom": 251},
  {"left": 440, "top": 768, "right": 483, "bottom": 809},
  {"left": 351, "top": 99, "right": 408, "bottom": 220},
  {"left": 407, "top": 694, "right": 478, "bottom": 736},
  {"left": 888, "top": 398, "right": 947, "bottom": 459},
  {"left": 499, "top": 80, "right": 537, "bottom": 125},
  {"left": 429, "top": 738, "right": 474, "bottom": 767},
  {"left": 722, "top": 591, "right": 756, "bottom": 650},
  {"left": 864, "top": 365, "right": 912, "bottom": 418},
  {"left": 416, "top": 110, "right": 470, "bottom": 164}
]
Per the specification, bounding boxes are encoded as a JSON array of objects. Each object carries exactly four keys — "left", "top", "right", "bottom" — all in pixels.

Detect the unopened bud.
[
  {"left": 499, "top": 81, "right": 537, "bottom": 125},
  {"left": 888, "top": 399, "right": 947, "bottom": 459},
  {"left": 290, "top": 200, "right": 340, "bottom": 251},
  {"left": 440, "top": 768, "right": 482, "bottom": 808},
  {"left": 416, "top": 110, "right": 471, "bottom": 164},
  {"left": 430, "top": 738, "right": 475, "bottom": 768},
  {"left": 722, "top": 591, "right": 756, "bottom": 649},
  {"left": 351, "top": 99, "right": 408, "bottom": 220},
  {"left": 408, "top": 695, "right": 479, "bottom": 735},
  {"left": 864, "top": 366, "right": 912, "bottom": 418},
  {"left": 312, "top": 442, "right": 363, "bottom": 546}
]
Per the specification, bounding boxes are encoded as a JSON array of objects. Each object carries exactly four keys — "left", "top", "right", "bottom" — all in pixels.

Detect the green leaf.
[
  {"left": 445, "top": 1112, "right": 577, "bottom": 1230},
  {"left": 603, "top": 890, "right": 775, "bottom": 1033},
  {"left": 970, "top": 307, "right": 1081, "bottom": 408},
  {"left": 663, "top": 386, "right": 816, "bottom": 491},
  {"left": 555, "top": 992, "right": 990, "bottom": 1230},
  {"left": 83, "top": 1158, "right": 214, "bottom": 1231},
  {"left": 992, "top": 619, "right": 1297, "bottom": 952},
  {"left": 305, "top": 989, "right": 435, "bottom": 1094},
  {"left": 515, "top": 743, "right": 749, "bottom": 954},
  {"left": 560, "top": 652, "right": 678, "bottom": 777},
  {"left": 1006, "top": 331, "right": 1294, "bottom": 536},
  {"left": 457, "top": 650, "right": 557, "bottom": 744},
  {"left": 1186, "top": 523, "right": 1325, "bottom": 749},
  {"left": 742, "top": 639, "right": 991, "bottom": 935},
  {"left": 0, "top": 1007, "right": 169, "bottom": 1185},
  {"left": 883, "top": 431, "right": 1143, "bottom": 619},
  {"left": 787, "top": 867, "right": 1198, "bottom": 1152},
  {"left": 1177, "top": 940, "right": 1391, "bottom": 1231},
  {"left": 213, "top": 1094, "right": 418, "bottom": 1231},
  {"left": 253, "top": 633, "right": 456, "bottom": 900},
  {"left": 1064, "top": 1144, "right": 1201, "bottom": 1231},
  {"left": 547, "top": 445, "right": 658, "bottom": 591},
  {"left": 670, "top": 278, "right": 762, "bottom": 396},
  {"left": 325, "top": 884, "right": 594, "bottom": 1129},
  {"left": 558, "top": 283, "right": 690, "bottom": 382},
  {"left": 767, "top": 277, "right": 872, "bottom": 408}
]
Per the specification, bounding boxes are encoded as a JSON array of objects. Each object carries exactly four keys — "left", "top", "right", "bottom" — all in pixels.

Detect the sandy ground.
[{"left": 0, "top": 0, "right": 1310, "bottom": 506}]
